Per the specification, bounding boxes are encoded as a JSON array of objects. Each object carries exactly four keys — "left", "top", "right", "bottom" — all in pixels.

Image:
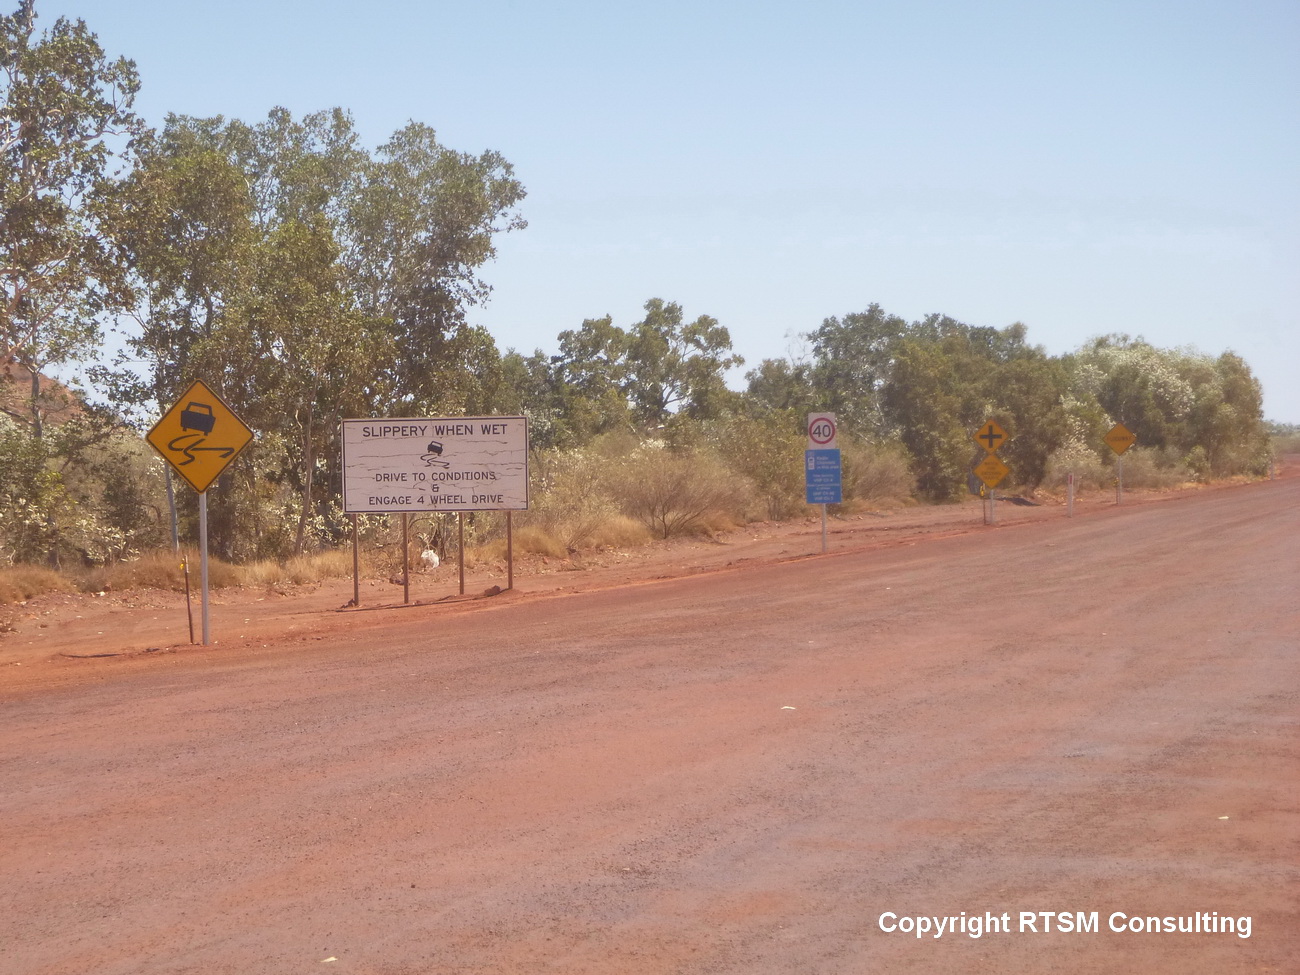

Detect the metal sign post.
[
  {"left": 972, "top": 419, "right": 1010, "bottom": 526},
  {"left": 805, "top": 414, "right": 841, "bottom": 554},
  {"left": 507, "top": 511, "right": 514, "bottom": 590},
  {"left": 198, "top": 492, "right": 211, "bottom": 645},
  {"left": 351, "top": 514, "right": 361, "bottom": 608},
  {"left": 1104, "top": 423, "right": 1136, "bottom": 505},
  {"left": 401, "top": 512, "right": 411, "bottom": 605},
  {"left": 146, "top": 380, "right": 254, "bottom": 647},
  {"left": 972, "top": 452, "right": 1010, "bottom": 524},
  {"left": 457, "top": 512, "right": 466, "bottom": 595}
]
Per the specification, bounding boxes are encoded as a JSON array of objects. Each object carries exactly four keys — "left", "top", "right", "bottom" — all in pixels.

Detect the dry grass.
[
  {"left": 463, "top": 538, "right": 506, "bottom": 565},
  {"left": 234, "top": 551, "right": 354, "bottom": 587},
  {"left": 582, "top": 514, "right": 653, "bottom": 549},
  {"left": 466, "top": 524, "right": 569, "bottom": 565},
  {"left": 75, "top": 550, "right": 241, "bottom": 593},
  {"left": 462, "top": 513, "right": 656, "bottom": 566},
  {"left": 1114, "top": 448, "right": 1188, "bottom": 491},
  {"left": 2, "top": 548, "right": 356, "bottom": 601},
  {"left": 842, "top": 441, "right": 916, "bottom": 503},
  {"left": 0, "top": 565, "right": 76, "bottom": 604},
  {"left": 512, "top": 525, "right": 570, "bottom": 559}
]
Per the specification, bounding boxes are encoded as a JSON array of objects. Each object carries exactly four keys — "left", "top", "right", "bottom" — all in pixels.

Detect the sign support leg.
[
  {"left": 507, "top": 511, "right": 514, "bottom": 590},
  {"left": 458, "top": 512, "right": 465, "bottom": 596},
  {"left": 401, "top": 512, "right": 410, "bottom": 605},
  {"left": 1116, "top": 456, "right": 1124, "bottom": 505},
  {"left": 351, "top": 514, "right": 360, "bottom": 608},
  {"left": 1067, "top": 472, "right": 1075, "bottom": 517},
  {"left": 821, "top": 503, "right": 827, "bottom": 554},
  {"left": 199, "top": 491, "right": 211, "bottom": 646}
]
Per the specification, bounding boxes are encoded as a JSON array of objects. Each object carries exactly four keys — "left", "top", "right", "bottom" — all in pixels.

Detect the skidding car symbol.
[
  {"left": 167, "top": 402, "right": 234, "bottom": 464},
  {"left": 180, "top": 402, "right": 215, "bottom": 434},
  {"left": 421, "top": 440, "right": 449, "bottom": 467}
]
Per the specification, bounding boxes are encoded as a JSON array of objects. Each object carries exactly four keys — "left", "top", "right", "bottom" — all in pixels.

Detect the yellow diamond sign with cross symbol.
[
  {"left": 973, "top": 452, "right": 1010, "bottom": 489},
  {"left": 1104, "top": 423, "right": 1137, "bottom": 456},
  {"left": 146, "top": 380, "right": 254, "bottom": 493},
  {"left": 973, "top": 419, "right": 1009, "bottom": 454}
]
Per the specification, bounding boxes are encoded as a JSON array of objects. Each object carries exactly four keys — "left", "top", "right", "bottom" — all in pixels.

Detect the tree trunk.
[
  {"left": 294, "top": 401, "right": 315, "bottom": 556},
  {"left": 28, "top": 363, "right": 43, "bottom": 441}
]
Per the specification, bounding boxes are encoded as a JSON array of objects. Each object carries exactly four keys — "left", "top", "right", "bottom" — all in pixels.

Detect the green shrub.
[
  {"left": 523, "top": 448, "right": 621, "bottom": 549},
  {"left": 707, "top": 414, "right": 805, "bottom": 521},
  {"left": 1043, "top": 444, "right": 1112, "bottom": 493},
  {"left": 1269, "top": 426, "right": 1300, "bottom": 457},
  {"left": 1116, "top": 446, "right": 1188, "bottom": 490},
  {"left": 607, "top": 445, "right": 751, "bottom": 538}
]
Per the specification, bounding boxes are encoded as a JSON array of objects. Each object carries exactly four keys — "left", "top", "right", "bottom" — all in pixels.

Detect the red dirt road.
[{"left": 2, "top": 477, "right": 1297, "bottom": 974}]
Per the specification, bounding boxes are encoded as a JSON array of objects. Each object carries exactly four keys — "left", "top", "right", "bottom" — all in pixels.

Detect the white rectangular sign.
[{"left": 342, "top": 416, "right": 529, "bottom": 513}]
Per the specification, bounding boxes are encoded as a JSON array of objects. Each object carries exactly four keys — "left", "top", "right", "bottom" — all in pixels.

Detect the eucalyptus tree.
[
  {"left": 227, "top": 214, "right": 393, "bottom": 553},
  {"left": 107, "top": 122, "right": 256, "bottom": 422},
  {"left": 807, "top": 304, "right": 909, "bottom": 438},
  {"left": 549, "top": 299, "right": 742, "bottom": 437},
  {"left": 744, "top": 357, "right": 816, "bottom": 420},
  {"left": 1070, "top": 336, "right": 1268, "bottom": 478},
  {"left": 551, "top": 314, "right": 632, "bottom": 440},
  {"left": 0, "top": 2, "right": 145, "bottom": 565},
  {"left": 343, "top": 121, "right": 526, "bottom": 414},
  {"left": 878, "top": 316, "right": 1069, "bottom": 499},
  {"left": 112, "top": 110, "right": 378, "bottom": 556},
  {"left": 110, "top": 107, "right": 526, "bottom": 557},
  {"left": 624, "top": 298, "right": 742, "bottom": 427},
  {"left": 0, "top": 0, "right": 142, "bottom": 437}
]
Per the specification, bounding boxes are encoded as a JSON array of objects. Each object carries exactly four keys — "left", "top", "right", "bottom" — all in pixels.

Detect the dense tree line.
[
  {"left": 0, "top": 3, "right": 1272, "bottom": 567},
  {"left": 742, "top": 310, "right": 1269, "bottom": 500}
]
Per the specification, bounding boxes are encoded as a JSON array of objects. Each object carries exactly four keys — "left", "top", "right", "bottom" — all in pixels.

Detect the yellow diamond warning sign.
[
  {"left": 1104, "top": 423, "right": 1137, "bottom": 456},
  {"left": 973, "top": 452, "right": 1010, "bottom": 488},
  {"left": 146, "top": 380, "right": 254, "bottom": 493},
  {"left": 973, "top": 419, "right": 1008, "bottom": 454}
]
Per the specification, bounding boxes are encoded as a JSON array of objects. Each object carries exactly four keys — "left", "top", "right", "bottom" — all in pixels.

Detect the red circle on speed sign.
[{"left": 809, "top": 416, "right": 836, "bottom": 445}]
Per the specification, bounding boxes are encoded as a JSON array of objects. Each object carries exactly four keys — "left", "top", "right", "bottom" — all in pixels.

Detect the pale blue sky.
[{"left": 43, "top": 0, "right": 1300, "bottom": 420}]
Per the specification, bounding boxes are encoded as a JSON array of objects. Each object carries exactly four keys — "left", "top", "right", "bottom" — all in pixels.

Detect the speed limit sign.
[{"left": 807, "top": 413, "right": 838, "bottom": 449}]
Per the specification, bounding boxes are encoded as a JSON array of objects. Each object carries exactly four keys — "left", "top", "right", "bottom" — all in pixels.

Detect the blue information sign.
[{"left": 805, "top": 448, "right": 842, "bottom": 504}]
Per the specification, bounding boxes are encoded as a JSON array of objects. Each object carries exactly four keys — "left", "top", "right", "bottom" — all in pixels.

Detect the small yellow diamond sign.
[
  {"left": 1104, "top": 423, "right": 1137, "bottom": 456},
  {"left": 146, "top": 380, "right": 254, "bottom": 493},
  {"left": 973, "top": 453, "right": 1010, "bottom": 488},
  {"left": 973, "top": 419, "right": 1008, "bottom": 454}
]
